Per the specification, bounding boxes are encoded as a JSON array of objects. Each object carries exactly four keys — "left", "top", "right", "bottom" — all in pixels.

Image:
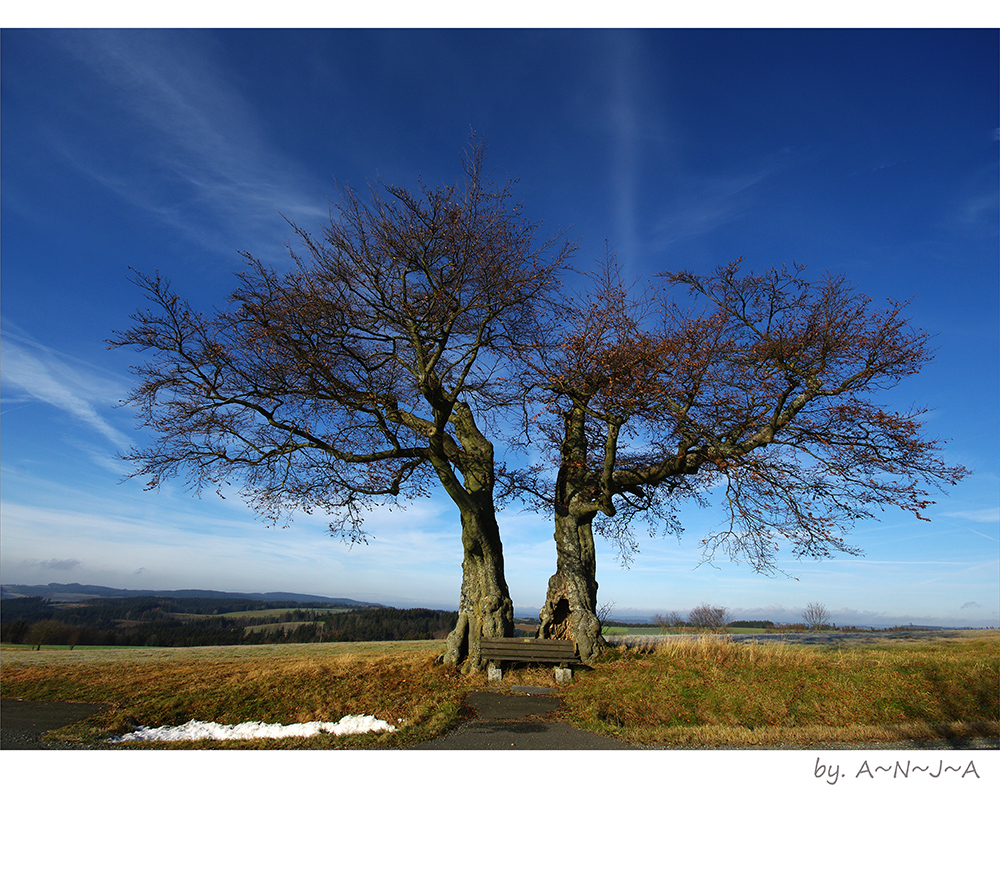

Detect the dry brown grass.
[
  {"left": 560, "top": 630, "right": 999, "bottom": 747},
  {"left": 3, "top": 630, "right": 997, "bottom": 748},
  {"left": 1, "top": 640, "right": 475, "bottom": 747}
]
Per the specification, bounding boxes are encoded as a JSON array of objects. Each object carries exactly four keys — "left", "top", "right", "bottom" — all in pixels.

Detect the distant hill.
[{"left": 0, "top": 582, "right": 380, "bottom": 609}]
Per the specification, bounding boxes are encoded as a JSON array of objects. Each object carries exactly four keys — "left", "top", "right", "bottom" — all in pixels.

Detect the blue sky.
[{"left": 2, "top": 28, "right": 998, "bottom": 627}]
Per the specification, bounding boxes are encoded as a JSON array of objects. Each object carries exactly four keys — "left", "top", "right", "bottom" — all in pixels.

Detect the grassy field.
[
  {"left": 562, "top": 631, "right": 999, "bottom": 747},
  {"left": 2, "top": 630, "right": 996, "bottom": 748},
  {"left": 217, "top": 607, "right": 355, "bottom": 619}
]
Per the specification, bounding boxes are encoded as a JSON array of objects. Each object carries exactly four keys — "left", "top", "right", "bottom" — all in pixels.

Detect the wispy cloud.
[
  {"left": 940, "top": 508, "right": 1000, "bottom": 542},
  {"left": 608, "top": 33, "right": 641, "bottom": 276},
  {"left": 952, "top": 188, "right": 999, "bottom": 236},
  {"left": 603, "top": 32, "right": 676, "bottom": 278},
  {"left": 0, "top": 330, "right": 132, "bottom": 453},
  {"left": 653, "top": 165, "right": 777, "bottom": 248},
  {"left": 0, "top": 494, "right": 464, "bottom": 606},
  {"left": 52, "top": 31, "right": 328, "bottom": 259},
  {"left": 942, "top": 507, "right": 1000, "bottom": 523}
]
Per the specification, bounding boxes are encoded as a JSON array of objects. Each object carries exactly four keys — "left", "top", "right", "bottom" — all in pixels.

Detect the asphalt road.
[{"left": 1, "top": 699, "right": 109, "bottom": 750}]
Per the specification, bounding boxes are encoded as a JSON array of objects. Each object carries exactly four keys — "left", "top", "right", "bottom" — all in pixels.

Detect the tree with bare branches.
[
  {"left": 803, "top": 601, "right": 831, "bottom": 630},
  {"left": 510, "top": 254, "right": 687, "bottom": 661},
  {"left": 111, "top": 144, "right": 572, "bottom": 670},
  {"left": 688, "top": 604, "right": 732, "bottom": 631},
  {"left": 514, "top": 257, "right": 968, "bottom": 661}
]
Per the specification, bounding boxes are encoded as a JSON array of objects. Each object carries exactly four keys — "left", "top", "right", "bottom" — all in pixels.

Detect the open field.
[
  {"left": 574, "top": 630, "right": 999, "bottom": 747},
  {"left": 1, "top": 630, "right": 996, "bottom": 749},
  {"left": 183, "top": 607, "right": 355, "bottom": 620},
  {"left": 0, "top": 640, "right": 473, "bottom": 748}
]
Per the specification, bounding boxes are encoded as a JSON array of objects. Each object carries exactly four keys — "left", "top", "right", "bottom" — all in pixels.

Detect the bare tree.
[
  {"left": 653, "top": 611, "right": 682, "bottom": 634},
  {"left": 110, "top": 144, "right": 573, "bottom": 670},
  {"left": 511, "top": 253, "right": 686, "bottom": 661},
  {"left": 803, "top": 601, "right": 831, "bottom": 630},
  {"left": 688, "top": 604, "right": 732, "bottom": 631},
  {"left": 513, "top": 256, "right": 969, "bottom": 660}
]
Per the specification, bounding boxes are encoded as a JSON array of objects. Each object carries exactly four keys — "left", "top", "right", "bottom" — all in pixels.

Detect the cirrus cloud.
[{"left": 1, "top": 333, "right": 132, "bottom": 453}]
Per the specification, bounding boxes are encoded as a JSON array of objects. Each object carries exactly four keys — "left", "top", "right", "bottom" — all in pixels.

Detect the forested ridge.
[{"left": 0, "top": 596, "right": 457, "bottom": 647}]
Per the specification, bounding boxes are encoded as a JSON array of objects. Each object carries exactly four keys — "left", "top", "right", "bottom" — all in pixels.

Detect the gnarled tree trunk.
[
  {"left": 538, "top": 507, "right": 604, "bottom": 664},
  {"left": 442, "top": 501, "right": 514, "bottom": 670},
  {"left": 537, "top": 401, "right": 607, "bottom": 663},
  {"left": 437, "top": 401, "right": 514, "bottom": 671}
]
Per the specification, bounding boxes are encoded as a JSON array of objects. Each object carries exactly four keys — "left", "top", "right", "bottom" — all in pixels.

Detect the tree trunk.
[
  {"left": 417, "top": 400, "right": 514, "bottom": 671},
  {"left": 538, "top": 508, "right": 604, "bottom": 664},
  {"left": 537, "top": 401, "right": 606, "bottom": 663},
  {"left": 441, "top": 500, "right": 514, "bottom": 671}
]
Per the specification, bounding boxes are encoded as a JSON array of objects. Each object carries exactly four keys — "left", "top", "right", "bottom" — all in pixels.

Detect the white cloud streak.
[
  {"left": 0, "top": 334, "right": 132, "bottom": 452},
  {"left": 942, "top": 507, "right": 1000, "bottom": 523},
  {"left": 53, "top": 31, "right": 329, "bottom": 259},
  {"left": 653, "top": 166, "right": 775, "bottom": 248},
  {"left": 609, "top": 33, "right": 641, "bottom": 276}
]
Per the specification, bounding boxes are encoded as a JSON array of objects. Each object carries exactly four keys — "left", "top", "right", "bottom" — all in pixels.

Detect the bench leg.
[
  {"left": 554, "top": 666, "right": 573, "bottom": 684},
  {"left": 487, "top": 663, "right": 503, "bottom": 682}
]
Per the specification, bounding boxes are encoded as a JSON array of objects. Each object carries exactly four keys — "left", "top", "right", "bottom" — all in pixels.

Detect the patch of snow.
[{"left": 113, "top": 715, "right": 395, "bottom": 742}]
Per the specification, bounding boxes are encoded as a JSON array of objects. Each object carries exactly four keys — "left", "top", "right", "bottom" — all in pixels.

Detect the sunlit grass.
[
  {"left": 1, "top": 641, "right": 473, "bottom": 748},
  {"left": 2, "top": 631, "right": 996, "bottom": 749},
  {"left": 559, "top": 631, "right": 999, "bottom": 747}
]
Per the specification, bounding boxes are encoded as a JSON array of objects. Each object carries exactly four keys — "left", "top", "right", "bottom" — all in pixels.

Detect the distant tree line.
[
  {"left": 265, "top": 608, "right": 458, "bottom": 643},
  {"left": 0, "top": 597, "right": 456, "bottom": 648}
]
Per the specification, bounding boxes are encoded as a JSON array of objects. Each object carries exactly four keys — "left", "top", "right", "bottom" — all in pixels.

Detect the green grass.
[
  {"left": 2, "top": 631, "right": 996, "bottom": 748},
  {"left": 217, "top": 607, "right": 354, "bottom": 619},
  {"left": 2, "top": 643, "right": 147, "bottom": 651},
  {"left": 242, "top": 621, "right": 316, "bottom": 634}
]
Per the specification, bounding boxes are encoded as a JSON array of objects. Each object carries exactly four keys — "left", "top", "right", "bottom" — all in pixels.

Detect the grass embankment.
[{"left": 2, "top": 631, "right": 997, "bottom": 748}]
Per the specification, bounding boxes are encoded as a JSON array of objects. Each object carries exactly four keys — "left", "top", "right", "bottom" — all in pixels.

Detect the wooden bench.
[{"left": 480, "top": 638, "right": 581, "bottom": 683}]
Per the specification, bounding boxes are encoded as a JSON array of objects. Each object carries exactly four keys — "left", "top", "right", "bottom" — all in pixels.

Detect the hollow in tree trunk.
[
  {"left": 538, "top": 508, "right": 604, "bottom": 664},
  {"left": 537, "top": 400, "right": 607, "bottom": 663}
]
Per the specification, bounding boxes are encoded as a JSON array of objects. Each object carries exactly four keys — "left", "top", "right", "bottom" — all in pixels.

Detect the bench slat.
[
  {"left": 480, "top": 638, "right": 580, "bottom": 663},
  {"left": 479, "top": 653, "right": 578, "bottom": 660},
  {"left": 480, "top": 641, "right": 576, "bottom": 649},
  {"left": 480, "top": 641, "right": 576, "bottom": 652}
]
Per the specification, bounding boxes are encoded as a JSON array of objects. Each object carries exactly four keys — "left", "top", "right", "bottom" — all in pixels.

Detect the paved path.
[
  {"left": 2, "top": 690, "right": 634, "bottom": 750},
  {"left": 1, "top": 700, "right": 108, "bottom": 750},
  {"left": 413, "top": 687, "right": 637, "bottom": 749}
]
